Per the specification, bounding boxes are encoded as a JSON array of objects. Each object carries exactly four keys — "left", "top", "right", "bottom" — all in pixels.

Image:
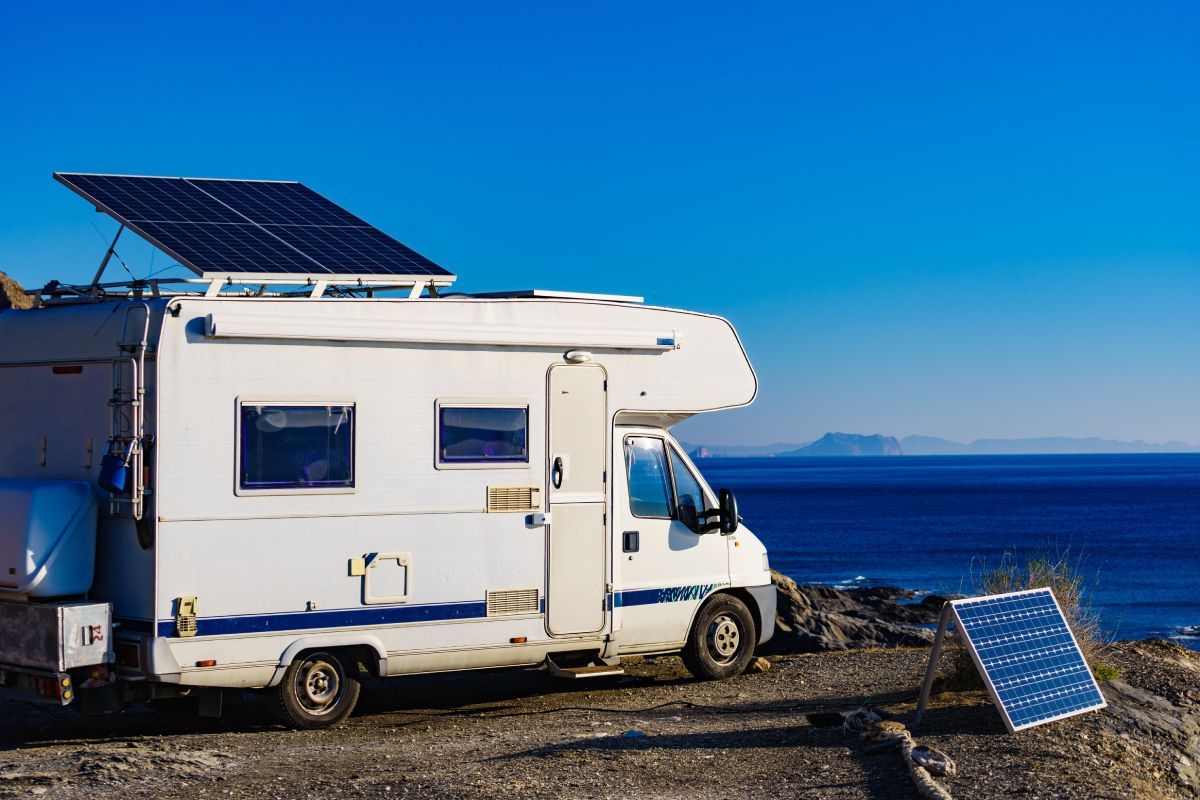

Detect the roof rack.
[{"left": 26, "top": 275, "right": 443, "bottom": 305}]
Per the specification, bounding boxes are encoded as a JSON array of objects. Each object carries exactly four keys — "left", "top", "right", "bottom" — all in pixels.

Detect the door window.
[
  {"left": 624, "top": 436, "right": 673, "bottom": 518},
  {"left": 669, "top": 448, "right": 708, "bottom": 531}
]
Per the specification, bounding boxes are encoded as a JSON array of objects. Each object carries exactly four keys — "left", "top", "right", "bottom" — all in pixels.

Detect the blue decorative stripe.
[
  {"left": 615, "top": 583, "right": 721, "bottom": 608},
  {"left": 155, "top": 601, "right": 487, "bottom": 638},
  {"left": 148, "top": 583, "right": 721, "bottom": 638}
]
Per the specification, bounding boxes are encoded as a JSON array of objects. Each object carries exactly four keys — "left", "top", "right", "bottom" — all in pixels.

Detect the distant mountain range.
[
  {"left": 900, "top": 435, "right": 1200, "bottom": 455},
  {"left": 683, "top": 433, "right": 1200, "bottom": 458}
]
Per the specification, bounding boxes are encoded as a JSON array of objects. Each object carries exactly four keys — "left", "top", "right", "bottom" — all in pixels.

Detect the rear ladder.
[{"left": 106, "top": 303, "right": 151, "bottom": 521}]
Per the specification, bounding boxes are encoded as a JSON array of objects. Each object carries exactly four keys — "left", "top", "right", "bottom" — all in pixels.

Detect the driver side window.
[
  {"left": 669, "top": 448, "right": 708, "bottom": 530},
  {"left": 625, "top": 436, "right": 674, "bottom": 518},
  {"left": 624, "top": 435, "right": 711, "bottom": 532}
]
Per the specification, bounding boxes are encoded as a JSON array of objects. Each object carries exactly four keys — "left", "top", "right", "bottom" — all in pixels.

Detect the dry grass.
[{"left": 939, "top": 549, "right": 1116, "bottom": 689}]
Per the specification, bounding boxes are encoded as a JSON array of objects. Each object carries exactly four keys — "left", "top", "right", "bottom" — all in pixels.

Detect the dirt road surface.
[{"left": 0, "top": 645, "right": 1193, "bottom": 799}]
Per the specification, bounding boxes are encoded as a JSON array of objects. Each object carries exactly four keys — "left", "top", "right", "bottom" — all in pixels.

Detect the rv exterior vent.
[
  {"left": 487, "top": 485, "right": 541, "bottom": 513},
  {"left": 486, "top": 588, "right": 540, "bottom": 617}
]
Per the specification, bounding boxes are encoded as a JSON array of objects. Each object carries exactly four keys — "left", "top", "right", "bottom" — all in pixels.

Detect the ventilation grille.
[
  {"left": 486, "top": 588, "right": 540, "bottom": 616},
  {"left": 487, "top": 485, "right": 541, "bottom": 513}
]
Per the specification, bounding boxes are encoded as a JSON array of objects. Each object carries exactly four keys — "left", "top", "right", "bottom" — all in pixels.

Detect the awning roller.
[{"left": 205, "top": 313, "right": 679, "bottom": 351}]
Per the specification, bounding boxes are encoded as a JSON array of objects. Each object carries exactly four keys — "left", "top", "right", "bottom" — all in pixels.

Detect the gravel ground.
[{"left": 0, "top": 643, "right": 1195, "bottom": 799}]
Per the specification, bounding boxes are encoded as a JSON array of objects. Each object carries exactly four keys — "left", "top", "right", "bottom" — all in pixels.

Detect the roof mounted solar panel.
[{"left": 54, "top": 172, "right": 454, "bottom": 285}]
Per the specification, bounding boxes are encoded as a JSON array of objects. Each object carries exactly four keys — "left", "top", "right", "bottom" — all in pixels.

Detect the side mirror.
[
  {"left": 701, "top": 488, "right": 739, "bottom": 534},
  {"left": 718, "top": 488, "right": 739, "bottom": 534}
]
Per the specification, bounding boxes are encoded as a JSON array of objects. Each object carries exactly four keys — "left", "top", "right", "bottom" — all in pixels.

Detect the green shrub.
[{"left": 938, "top": 549, "right": 1113, "bottom": 690}]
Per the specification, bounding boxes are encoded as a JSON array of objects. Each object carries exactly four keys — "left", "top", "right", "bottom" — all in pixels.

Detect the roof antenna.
[{"left": 89, "top": 223, "right": 126, "bottom": 292}]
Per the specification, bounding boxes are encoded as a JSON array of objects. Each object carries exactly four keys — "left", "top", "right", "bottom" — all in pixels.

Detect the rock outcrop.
[
  {"left": 0, "top": 272, "right": 32, "bottom": 309},
  {"left": 779, "top": 432, "right": 903, "bottom": 457},
  {"left": 764, "top": 569, "right": 942, "bottom": 653}
]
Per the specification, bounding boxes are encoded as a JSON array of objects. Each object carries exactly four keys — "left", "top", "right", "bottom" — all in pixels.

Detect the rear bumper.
[
  {"left": 0, "top": 663, "right": 74, "bottom": 706},
  {"left": 746, "top": 583, "right": 776, "bottom": 646}
]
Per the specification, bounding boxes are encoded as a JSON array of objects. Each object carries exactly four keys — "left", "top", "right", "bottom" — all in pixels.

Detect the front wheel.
[
  {"left": 268, "top": 651, "right": 360, "bottom": 729},
  {"left": 680, "top": 594, "right": 757, "bottom": 680}
]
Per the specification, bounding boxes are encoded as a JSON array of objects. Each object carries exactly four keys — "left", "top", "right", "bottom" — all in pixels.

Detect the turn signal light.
[
  {"left": 196, "top": 659, "right": 217, "bottom": 668},
  {"left": 510, "top": 637, "right": 527, "bottom": 644}
]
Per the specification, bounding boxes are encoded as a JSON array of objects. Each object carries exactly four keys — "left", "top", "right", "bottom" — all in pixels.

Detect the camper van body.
[{"left": 0, "top": 292, "right": 771, "bottom": 722}]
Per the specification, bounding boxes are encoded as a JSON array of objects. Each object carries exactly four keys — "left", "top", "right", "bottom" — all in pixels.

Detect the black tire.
[
  {"left": 680, "top": 594, "right": 757, "bottom": 680},
  {"left": 268, "top": 651, "right": 360, "bottom": 729}
]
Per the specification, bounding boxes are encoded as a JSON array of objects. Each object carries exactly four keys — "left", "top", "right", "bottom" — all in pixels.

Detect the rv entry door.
[{"left": 546, "top": 364, "right": 608, "bottom": 636}]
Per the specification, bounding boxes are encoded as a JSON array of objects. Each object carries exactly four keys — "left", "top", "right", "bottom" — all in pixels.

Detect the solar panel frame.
[
  {"left": 53, "top": 172, "right": 454, "bottom": 283},
  {"left": 950, "top": 588, "right": 1107, "bottom": 732}
]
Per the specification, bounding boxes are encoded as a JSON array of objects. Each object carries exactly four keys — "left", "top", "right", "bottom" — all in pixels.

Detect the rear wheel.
[
  {"left": 268, "top": 651, "right": 360, "bottom": 729},
  {"left": 680, "top": 594, "right": 757, "bottom": 680}
]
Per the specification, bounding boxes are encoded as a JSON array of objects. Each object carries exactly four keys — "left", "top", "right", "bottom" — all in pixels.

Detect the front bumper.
[{"left": 747, "top": 583, "right": 777, "bottom": 646}]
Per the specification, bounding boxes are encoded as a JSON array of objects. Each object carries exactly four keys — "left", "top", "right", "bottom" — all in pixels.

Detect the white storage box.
[{"left": 0, "top": 478, "right": 97, "bottom": 597}]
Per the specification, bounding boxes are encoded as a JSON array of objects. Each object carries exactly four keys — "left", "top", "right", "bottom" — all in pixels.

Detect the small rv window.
[
  {"left": 624, "top": 436, "right": 673, "bottom": 518},
  {"left": 438, "top": 406, "right": 529, "bottom": 464},
  {"left": 240, "top": 404, "right": 355, "bottom": 490}
]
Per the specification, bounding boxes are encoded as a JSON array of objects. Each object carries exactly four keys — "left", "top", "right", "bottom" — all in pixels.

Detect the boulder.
[
  {"left": 0, "top": 272, "right": 32, "bottom": 309},
  {"left": 763, "top": 569, "right": 938, "bottom": 653}
]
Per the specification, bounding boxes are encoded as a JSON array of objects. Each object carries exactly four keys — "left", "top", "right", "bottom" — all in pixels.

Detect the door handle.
[
  {"left": 551, "top": 456, "right": 564, "bottom": 489},
  {"left": 622, "top": 530, "right": 640, "bottom": 553}
]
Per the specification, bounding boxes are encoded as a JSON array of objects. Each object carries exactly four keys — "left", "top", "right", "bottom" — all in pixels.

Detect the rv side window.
[
  {"left": 624, "top": 436, "right": 673, "bottom": 518},
  {"left": 438, "top": 406, "right": 529, "bottom": 464},
  {"left": 240, "top": 404, "right": 355, "bottom": 490}
]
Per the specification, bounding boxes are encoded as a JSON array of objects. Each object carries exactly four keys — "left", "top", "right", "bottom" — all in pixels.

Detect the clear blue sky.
[{"left": 2, "top": 2, "right": 1197, "bottom": 445}]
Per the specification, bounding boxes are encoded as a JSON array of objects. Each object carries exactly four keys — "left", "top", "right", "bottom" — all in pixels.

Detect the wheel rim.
[
  {"left": 294, "top": 657, "right": 343, "bottom": 716},
  {"left": 706, "top": 613, "right": 742, "bottom": 665}
]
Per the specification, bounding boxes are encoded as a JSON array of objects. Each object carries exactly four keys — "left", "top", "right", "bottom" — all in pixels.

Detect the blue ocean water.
[{"left": 695, "top": 454, "right": 1200, "bottom": 647}]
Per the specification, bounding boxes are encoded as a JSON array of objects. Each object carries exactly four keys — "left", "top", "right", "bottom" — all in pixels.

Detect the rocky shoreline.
[{"left": 766, "top": 569, "right": 945, "bottom": 653}]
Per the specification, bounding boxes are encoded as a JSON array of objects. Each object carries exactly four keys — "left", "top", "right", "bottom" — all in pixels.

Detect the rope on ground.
[{"left": 858, "top": 718, "right": 956, "bottom": 800}]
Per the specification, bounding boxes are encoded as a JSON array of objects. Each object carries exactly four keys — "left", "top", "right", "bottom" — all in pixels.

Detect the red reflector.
[
  {"left": 510, "top": 637, "right": 527, "bottom": 644},
  {"left": 51, "top": 365, "right": 83, "bottom": 375}
]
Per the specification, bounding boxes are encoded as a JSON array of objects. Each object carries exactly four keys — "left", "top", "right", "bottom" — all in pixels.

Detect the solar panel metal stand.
[
  {"left": 912, "top": 601, "right": 953, "bottom": 731},
  {"left": 88, "top": 223, "right": 125, "bottom": 293}
]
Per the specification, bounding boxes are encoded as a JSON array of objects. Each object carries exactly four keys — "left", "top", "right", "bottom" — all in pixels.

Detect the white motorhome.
[{"left": 0, "top": 173, "right": 773, "bottom": 728}]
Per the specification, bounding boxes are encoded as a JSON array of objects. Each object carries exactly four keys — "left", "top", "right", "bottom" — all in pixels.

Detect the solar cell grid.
[
  {"left": 54, "top": 172, "right": 453, "bottom": 280},
  {"left": 267, "top": 225, "right": 447, "bottom": 275},
  {"left": 133, "top": 221, "right": 323, "bottom": 274},
  {"left": 188, "top": 179, "right": 369, "bottom": 227},
  {"left": 951, "top": 588, "right": 1106, "bottom": 731},
  {"left": 63, "top": 174, "right": 246, "bottom": 224}
]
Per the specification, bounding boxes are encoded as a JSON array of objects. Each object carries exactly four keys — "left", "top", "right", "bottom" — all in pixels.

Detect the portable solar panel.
[
  {"left": 948, "top": 588, "right": 1106, "bottom": 732},
  {"left": 54, "top": 172, "right": 453, "bottom": 282}
]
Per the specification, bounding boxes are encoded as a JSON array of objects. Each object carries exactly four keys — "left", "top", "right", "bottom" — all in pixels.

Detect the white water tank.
[{"left": 0, "top": 478, "right": 98, "bottom": 597}]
